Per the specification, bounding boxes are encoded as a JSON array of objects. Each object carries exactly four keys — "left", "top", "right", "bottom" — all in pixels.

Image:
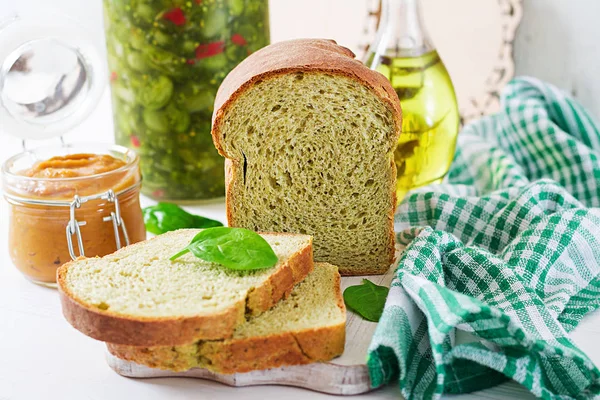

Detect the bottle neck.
[{"left": 369, "top": 0, "right": 434, "bottom": 63}]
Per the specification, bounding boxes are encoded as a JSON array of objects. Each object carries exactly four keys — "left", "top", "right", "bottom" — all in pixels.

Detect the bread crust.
[
  {"left": 107, "top": 324, "right": 345, "bottom": 374},
  {"left": 57, "top": 232, "right": 314, "bottom": 346},
  {"left": 245, "top": 235, "right": 314, "bottom": 315},
  {"left": 211, "top": 39, "right": 401, "bottom": 143},
  {"left": 107, "top": 265, "right": 346, "bottom": 373},
  {"left": 212, "top": 39, "right": 401, "bottom": 275}
]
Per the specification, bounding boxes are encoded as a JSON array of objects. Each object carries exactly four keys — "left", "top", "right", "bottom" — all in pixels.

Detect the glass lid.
[{"left": 0, "top": 11, "right": 106, "bottom": 140}]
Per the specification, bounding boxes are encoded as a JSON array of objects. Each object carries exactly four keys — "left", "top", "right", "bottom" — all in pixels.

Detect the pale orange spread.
[
  {"left": 22, "top": 153, "right": 126, "bottom": 179},
  {"left": 16, "top": 154, "right": 135, "bottom": 200},
  {"left": 8, "top": 153, "right": 146, "bottom": 285}
]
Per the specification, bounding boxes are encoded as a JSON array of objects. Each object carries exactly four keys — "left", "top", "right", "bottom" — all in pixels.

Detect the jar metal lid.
[{"left": 0, "top": 11, "right": 106, "bottom": 140}]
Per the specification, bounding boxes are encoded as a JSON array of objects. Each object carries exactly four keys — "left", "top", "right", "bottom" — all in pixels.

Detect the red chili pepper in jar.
[
  {"left": 195, "top": 41, "right": 225, "bottom": 59},
  {"left": 162, "top": 8, "right": 186, "bottom": 26},
  {"left": 231, "top": 34, "right": 247, "bottom": 46},
  {"left": 131, "top": 135, "right": 141, "bottom": 148},
  {"left": 152, "top": 189, "right": 165, "bottom": 199}
]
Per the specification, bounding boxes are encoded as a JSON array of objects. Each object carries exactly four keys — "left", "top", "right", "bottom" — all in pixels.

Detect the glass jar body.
[
  {"left": 103, "top": 0, "right": 270, "bottom": 202},
  {"left": 7, "top": 189, "right": 145, "bottom": 285},
  {"left": 2, "top": 143, "right": 146, "bottom": 286}
]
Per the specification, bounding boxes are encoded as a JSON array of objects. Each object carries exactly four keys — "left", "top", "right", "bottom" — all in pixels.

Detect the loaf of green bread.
[{"left": 211, "top": 39, "right": 402, "bottom": 275}]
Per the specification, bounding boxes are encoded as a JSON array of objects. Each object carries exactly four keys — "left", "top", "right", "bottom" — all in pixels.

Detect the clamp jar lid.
[{"left": 0, "top": 11, "right": 106, "bottom": 141}]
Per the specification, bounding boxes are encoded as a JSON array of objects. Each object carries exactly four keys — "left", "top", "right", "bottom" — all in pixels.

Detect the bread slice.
[
  {"left": 57, "top": 229, "right": 313, "bottom": 346},
  {"left": 211, "top": 39, "right": 401, "bottom": 275},
  {"left": 107, "top": 263, "right": 345, "bottom": 373}
]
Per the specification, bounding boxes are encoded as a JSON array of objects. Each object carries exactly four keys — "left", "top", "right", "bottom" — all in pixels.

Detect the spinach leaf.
[
  {"left": 143, "top": 202, "right": 223, "bottom": 235},
  {"left": 343, "top": 279, "right": 389, "bottom": 322},
  {"left": 170, "top": 227, "right": 279, "bottom": 270}
]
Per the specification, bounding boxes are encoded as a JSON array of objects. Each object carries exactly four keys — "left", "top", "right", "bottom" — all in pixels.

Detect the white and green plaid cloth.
[{"left": 367, "top": 77, "right": 600, "bottom": 399}]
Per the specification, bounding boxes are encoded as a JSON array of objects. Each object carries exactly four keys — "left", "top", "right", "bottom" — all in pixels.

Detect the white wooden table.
[{"left": 1, "top": 93, "right": 599, "bottom": 400}]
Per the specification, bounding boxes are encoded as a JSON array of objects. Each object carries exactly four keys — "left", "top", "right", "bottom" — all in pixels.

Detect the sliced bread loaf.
[
  {"left": 58, "top": 229, "right": 313, "bottom": 346},
  {"left": 211, "top": 39, "right": 401, "bottom": 275},
  {"left": 107, "top": 263, "right": 345, "bottom": 373}
]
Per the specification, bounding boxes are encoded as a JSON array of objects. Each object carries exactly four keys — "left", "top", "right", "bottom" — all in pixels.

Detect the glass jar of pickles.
[{"left": 103, "top": 0, "right": 270, "bottom": 202}]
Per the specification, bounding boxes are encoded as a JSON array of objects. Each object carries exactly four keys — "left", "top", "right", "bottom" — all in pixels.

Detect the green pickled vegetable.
[
  {"left": 130, "top": 29, "right": 146, "bottom": 50},
  {"left": 112, "top": 83, "right": 136, "bottom": 104},
  {"left": 143, "top": 202, "right": 222, "bottom": 235},
  {"left": 203, "top": 8, "right": 228, "bottom": 37},
  {"left": 151, "top": 29, "right": 174, "bottom": 48},
  {"left": 136, "top": 75, "right": 173, "bottom": 109},
  {"left": 103, "top": 0, "right": 270, "bottom": 201},
  {"left": 199, "top": 53, "right": 228, "bottom": 70},
  {"left": 165, "top": 102, "right": 191, "bottom": 133},
  {"left": 142, "top": 108, "right": 170, "bottom": 133},
  {"left": 126, "top": 51, "right": 152, "bottom": 72},
  {"left": 134, "top": 4, "right": 155, "bottom": 24},
  {"left": 228, "top": 0, "right": 245, "bottom": 16},
  {"left": 142, "top": 103, "right": 189, "bottom": 134},
  {"left": 179, "top": 86, "right": 214, "bottom": 113}
]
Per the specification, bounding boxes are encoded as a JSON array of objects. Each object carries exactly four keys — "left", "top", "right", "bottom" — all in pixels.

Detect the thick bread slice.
[
  {"left": 211, "top": 39, "right": 401, "bottom": 275},
  {"left": 107, "top": 263, "right": 345, "bottom": 373},
  {"left": 58, "top": 230, "right": 313, "bottom": 346}
]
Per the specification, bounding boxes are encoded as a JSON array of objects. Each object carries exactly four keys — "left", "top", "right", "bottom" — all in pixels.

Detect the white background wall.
[
  {"left": 1, "top": 0, "right": 599, "bottom": 151},
  {"left": 514, "top": 0, "right": 600, "bottom": 120}
]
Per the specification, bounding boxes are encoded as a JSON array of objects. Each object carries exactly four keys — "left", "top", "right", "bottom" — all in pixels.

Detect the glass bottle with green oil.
[{"left": 365, "top": 0, "right": 459, "bottom": 201}]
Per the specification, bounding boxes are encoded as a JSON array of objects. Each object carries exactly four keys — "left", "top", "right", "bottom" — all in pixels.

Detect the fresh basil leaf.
[
  {"left": 343, "top": 279, "right": 389, "bottom": 322},
  {"left": 170, "top": 227, "right": 279, "bottom": 270},
  {"left": 143, "top": 202, "right": 222, "bottom": 235}
]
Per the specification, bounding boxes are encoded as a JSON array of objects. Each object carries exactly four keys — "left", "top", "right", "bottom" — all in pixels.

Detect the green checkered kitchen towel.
[{"left": 367, "top": 77, "right": 600, "bottom": 400}]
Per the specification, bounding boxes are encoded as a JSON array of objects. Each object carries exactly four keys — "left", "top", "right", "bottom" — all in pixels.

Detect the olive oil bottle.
[{"left": 365, "top": 0, "right": 459, "bottom": 201}]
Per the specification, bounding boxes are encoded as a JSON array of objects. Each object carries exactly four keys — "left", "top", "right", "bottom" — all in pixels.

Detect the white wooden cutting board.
[{"left": 106, "top": 266, "right": 396, "bottom": 396}]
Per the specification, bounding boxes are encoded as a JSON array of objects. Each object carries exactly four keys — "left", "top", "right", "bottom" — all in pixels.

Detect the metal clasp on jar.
[{"left": 66, "top": 189, "right": 130, "bottom": 260}]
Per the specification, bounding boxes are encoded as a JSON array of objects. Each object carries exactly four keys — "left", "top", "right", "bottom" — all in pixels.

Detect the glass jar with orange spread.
[{"left": 2, "top": 144, "right": 146, "bottom": 287}]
